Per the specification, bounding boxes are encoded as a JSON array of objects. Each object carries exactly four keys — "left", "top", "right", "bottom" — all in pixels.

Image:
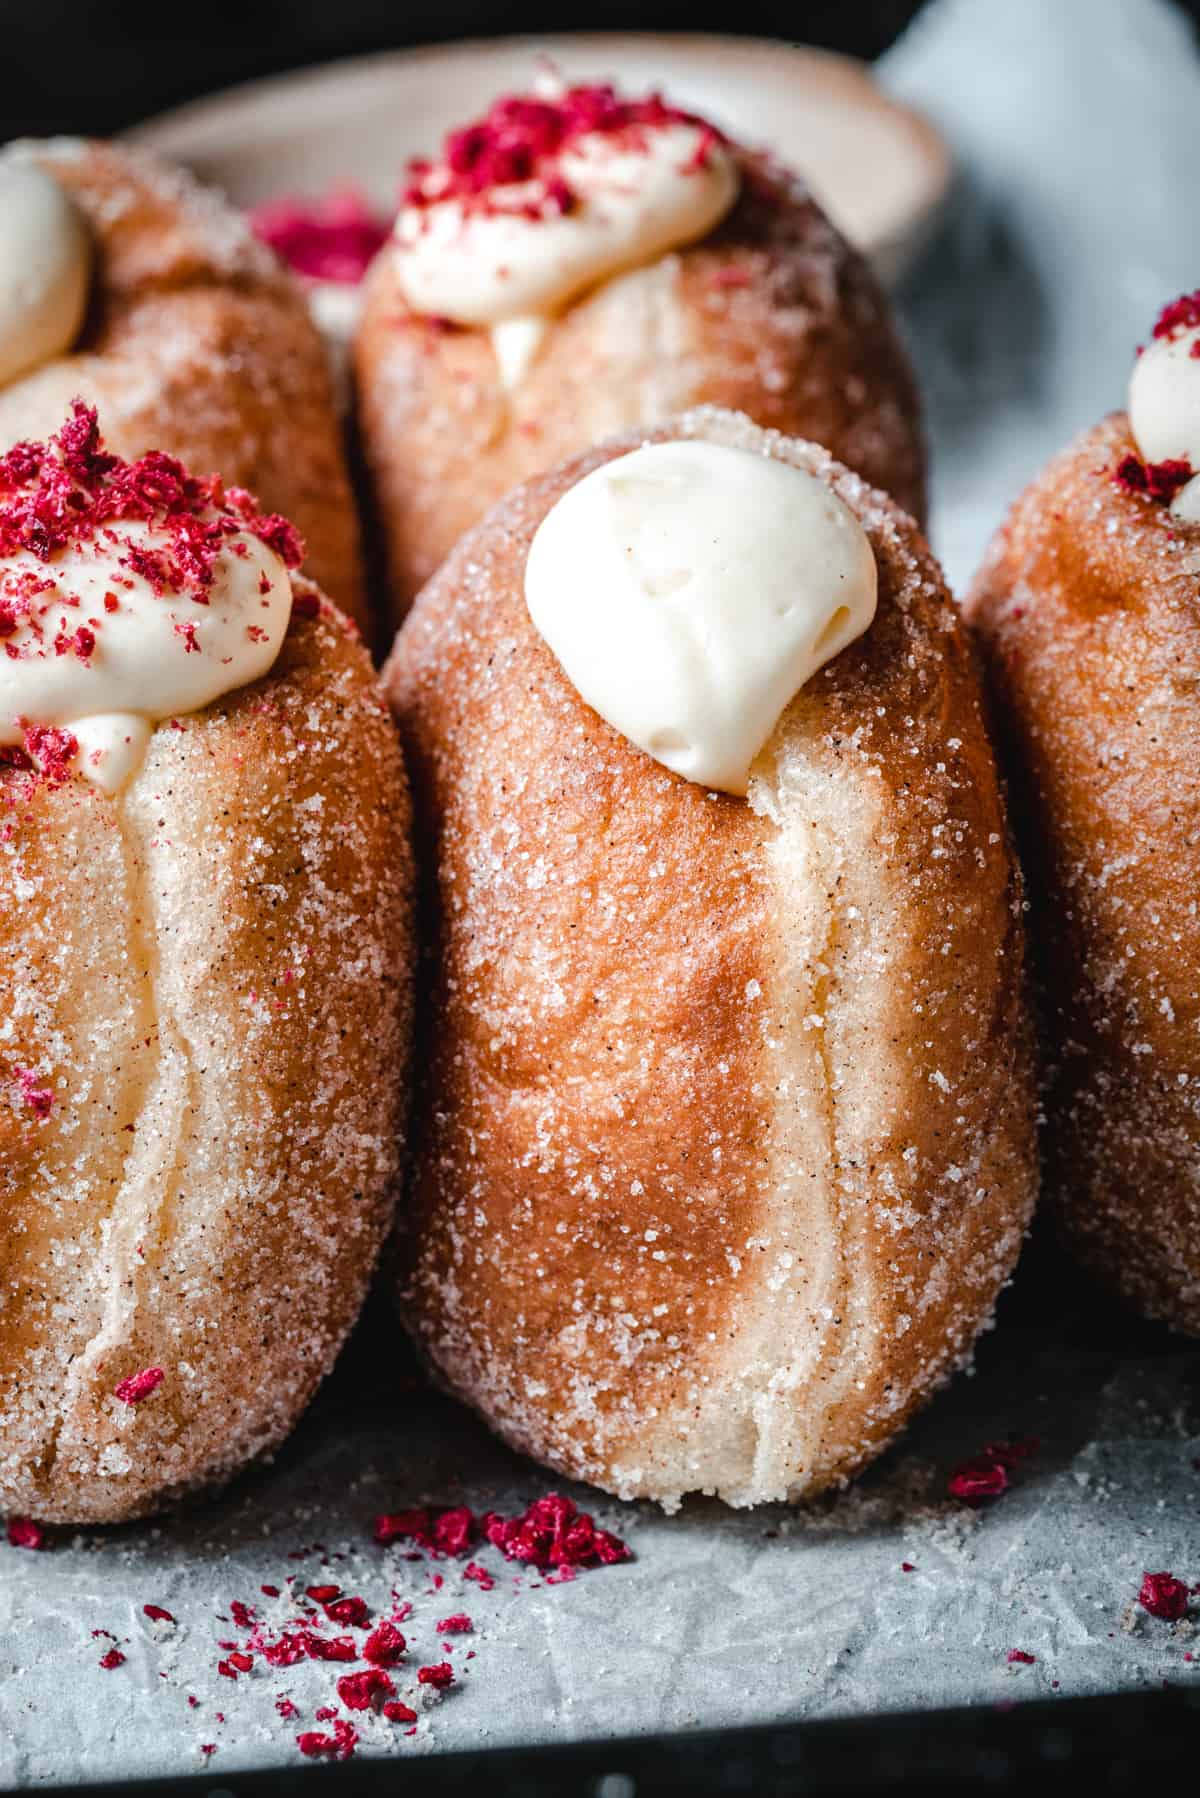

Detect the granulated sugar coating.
[
  {"left": 966, "top": 412, "right": 1200, "bottom": 1332},
  {"left": 386, "top": 406, "right": 1037, "bottom": 1510},
  {"left": 0, "top": 580, "right": 414, "bottom": 1524}
]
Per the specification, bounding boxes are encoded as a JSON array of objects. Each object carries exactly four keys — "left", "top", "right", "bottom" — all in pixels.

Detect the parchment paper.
[{"left": 3, "top": 0, "right": 1200, "bottom": 1785}]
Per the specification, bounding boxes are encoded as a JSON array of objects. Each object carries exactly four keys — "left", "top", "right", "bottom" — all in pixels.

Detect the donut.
[
  {"left": 966, "top": 292, "right": 1200, "bottom": 1334},
  {"left": 356, "top": 79, "right": 926, "bottom": 622},
  {"left": 0, "top": 139, "right": 369, "bottom": 632},
  {"left": 385, "top": 405, "right": 1035, "bottom": 1509},
  {"left": 0, "top": 408, "right": 414, "bottom": 1524}
]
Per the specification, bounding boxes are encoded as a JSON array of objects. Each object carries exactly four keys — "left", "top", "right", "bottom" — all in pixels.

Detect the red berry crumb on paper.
[
  {"left": 98, "top": 1647, "right": 126, "bottom": 1670},
  {"left": 947, "top": 1440, "right": 1037, "bottom": 1506},
  {"left": 436, "top": 1613, "right": 473, "bottom": 1634},
  {"left": 363, "top": 1620, "right": 407, "bottom": 1666},
  {"left": 1139, "top": 1572, "right": 1191, "bottom": 1622},
  {"left": 417, "top": 1662, "right": 455, "bottom": 1690},
  {"left": 296, "top": 1718, "right": 358, "bottom": 1761},
  {"left": 383, "top": 1700, "right": 418, "bottom": 1724},
  {"left": 337, "top": 1668, "right": 395, "bottom": 1711},
  {"left": 143, "top": 1605, "right": 174, "bottom": 1624},
  {"left": 1007, "top": 1650, "right": 1036, "bottom": 1665},
  {"left": 6, "top": 1516, "right": 45, "bottom": 1550},
  {"left": 114, "top": 1366, "right": 165, "bottom": 1406}
]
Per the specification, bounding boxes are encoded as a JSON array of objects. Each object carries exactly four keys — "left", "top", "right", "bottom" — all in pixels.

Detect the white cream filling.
[
  {"left": 0, "top": 521, "right": 292, "bottom": 792},
  {"left": 395, "top": 122, "right": 738, "bottom": 360},
  {"left": 524, "top": 441, "right": 877, "bottom": 796},
  {"left": 1129, "top": 321, "right": 1200, "bottom": 519},
  {"left": 0, "top": 158, "right": 92, "bottom": 389}
]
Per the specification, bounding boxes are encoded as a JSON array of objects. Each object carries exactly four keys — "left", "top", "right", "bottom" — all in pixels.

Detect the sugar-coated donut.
[
  {"left": 0, "top": 138, "right": 368, "bottom": 630},
  {"left": 0, "top": 412, "right": 414, "bottom": 1524},
  {"left": 967, "top": 401, "right": 1200, "bottom": 1333},
  {"left": 385, "top": 406, "right": 1034, "bottom": 1509},
  {"left": 357, "top": 82, "right": 926, "bottom": 622}
]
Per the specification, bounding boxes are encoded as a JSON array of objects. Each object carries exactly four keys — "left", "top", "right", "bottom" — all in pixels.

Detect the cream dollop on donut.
[
  {"left": 0, "top": 159, "right": 92, "bottom": 388},
  {"left": 1129, "top": 296, "right": 1200, "bottom": 520},
  {"left": 524, "top": 440, "right": 877, "bottom": 795},
  {"left": 394, "top": 85, "right": 738, "bottom": 385},
  {"left": 0, "top": 407, "right": 298, "bottom": 793}
]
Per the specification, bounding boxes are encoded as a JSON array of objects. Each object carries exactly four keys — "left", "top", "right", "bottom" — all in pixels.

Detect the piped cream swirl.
[
  {"left": 1129, "top": 315, "right": 1200, "bottom": 521},
  {"left": 525, "top": 440, "right": 877, "bottom": 796},
  {"left": 0, "top": 158, "right": 92, "bottom": 389},
  {"left": 395, "top": 109, "right": 738, "bottom": 387},
  {"left": 0, "top": 522, "right": 292, "bottom": 792}
]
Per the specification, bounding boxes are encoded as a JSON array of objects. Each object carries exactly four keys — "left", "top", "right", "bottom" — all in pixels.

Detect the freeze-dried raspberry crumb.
[
  {"left": 901, "top": 1562, "right": 915, "bottom": 1573},
  {"left": 6, "top": 1516, "right": 45, "bottom": 1550},
  {"left": 363, "top": 1620, "right": 406, "bottom": 1667},
  {"left": 303, "top": 1633, "right": 357, "bottom": 1663},
  {"left": 948, "top": 1440, "right": 1036, "bottom": 1505},
  {"left": 143, "top": 1605, "right": 174, "bottom": 1624},
  {"left": 463, "top": 1560, "right": 495, "bottom": 1590},
  {"left": 114, "top": 1366, "right": 164, "bottom": 1406},
  {"left": 99, "top": 1647, "right": 125, "bottom": 1670},
  {"left": 275, "top": 1697, "right": 298, "bottom": 1720},
  {"left": 1007, "top": 1650, "right": 1036, "bottom": 1665},
  {"left": 251, "top": 187, "right": 391, "bottom": 284},
  {"left": 1113, "top": 452, "right": 1194, "bottom": 503},
  {"left": 1152, "top": 291, "right": 1200, "bottom": 344},
  {"left": 229, "top": 1600, "right": 255, "bottom": 1629},
  {"left": 306, "top": 1584, "right": 340, "bottom": 1604},
  {"left": 325, "top": 1596, "right": 370, "bottom": 1627},
  {"left": 383, "top": 1700, "right": 418, "bottom": 1724},
  {"left": 484, "top": 1494, "right": 632, "bottom": 1569},
  {"left": 296, "top": 1719, "right": 357, "bottom": 1761},
  {"left": 1139, "top": 1572, "right": 1190, "bottom": 1621},
  {"left": 200, "top": 1744, "right": 216, "bottom": 1758},
  {"left": 337, "top": 1668, "right": 395, "bottom": 1711},
  {"left": 261, "top": 1584, "right": 281, "bottom": 1598},
  {"left": 436, "top": 1613, "right": 473, "bottom": 1634},
  {"left": 13, "top": 1066, "right": 54, "bottom": 1119},
  {"left": 403, "top": 83, "right": 722, "bottom": 220},
  {"left": 418, "top": 1662, "right": 454, "bottom": 1689}
]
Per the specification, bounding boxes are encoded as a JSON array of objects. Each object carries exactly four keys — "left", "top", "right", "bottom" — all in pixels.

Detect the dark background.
[
  {"left": 5, "top": 1, "right": 1199, "bottom": 141},
  {"left": 0, "top": 2, "right": 934, "bottom": 138}
]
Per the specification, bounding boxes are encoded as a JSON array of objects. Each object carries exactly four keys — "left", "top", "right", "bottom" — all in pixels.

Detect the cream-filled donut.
[
  {"left": 0, "top": 408, "right": 415, "bottom": 1525},
  {"left": 0, "top": 138, "right": 368, "bottom": 631},
  {"left": 357, "top": 80, "right": 926, "bottom": 621},
  {"left": 968, "top": 291, "right": 1200, "bottom": 1334},
  {"left": 386, "top": 406, "right": 1035, "bottom": 1509},
  {"left": 0, "top": 159, "right": 91, "bottom": 388}
]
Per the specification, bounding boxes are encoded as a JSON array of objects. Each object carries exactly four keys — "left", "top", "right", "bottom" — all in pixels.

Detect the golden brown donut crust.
[
  {"left": 967, "top": 413, "right": 1200, "bottom": 1333},
  {"left": 358, "top": 156, "right": 926, "bottom": 621},
  {"left": 0, "top": 587, "right": 415, "bottom": 1524},
  {"left": 0, "top": 140, "right": 368, "bottom": 631},
  {"left": 385, "top": 407, "right": 1034, "bottom": 1509}
]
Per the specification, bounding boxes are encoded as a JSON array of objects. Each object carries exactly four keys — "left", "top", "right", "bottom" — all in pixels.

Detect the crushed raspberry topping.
[
  {"left": 143, "top": 1605, "right": 175, "bottom": 1624},
  {"left": 336, "top": 1668, "right": 394, "bottom": 1711},
  {"left": 947, "top": 1439, "right": 1037, "bottom": 1505},
  {"left": 1007, "top": 1649, "right": 1036, "bottom": 1665},
  {"left": 0, "top": 403, "right": 303, "bottom": 611},
  {"left": 1112, "top": 452, "right": 1195, "bottom": 504},
  {"left": 403, "top": 82, "right": 722, "bottom": 219},
  {"left": 436, "top": 1613, "right": 473, "bottom": 1634},
  {"left": 6, "top": 1516, "right": 45, "bottom": 1550},
  {"left": 417, "top": 1662, "right": 454, "bottom": 1690},
  {"left": 484, "top": 1494, "right": 631, "bottom": 1569},
  {"left": 362, "top": 1620, "right": 407, "bottom": 1667},
  {"left": 1151, "top": 290, "right": 1200, "bottom": 349},
  {"left": 296, "top": 1719, "right": 357, "bottom": 1761},
  {"left": 383, "top": 1700, "right": 418, "bottom": 1724},
  {"left": 12, "top": 1065, "right": 54, "bottom": 1118},
  {"left": 114, "top": 1366, "right": 165, "bottom": 1406},
  {"left": 251, "top": 187, "right": 391, "bottom": 284},
  {"left": 1139, "top": 1571, "right": 1190, "bottom": 1621},
  {"left": 98, "top": 1647, "right": 126, "bottom": 1670}
]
